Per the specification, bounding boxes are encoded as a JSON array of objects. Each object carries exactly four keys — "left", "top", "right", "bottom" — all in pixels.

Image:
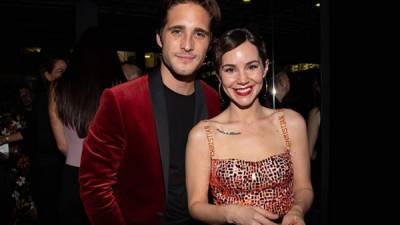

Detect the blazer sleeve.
[{"left": 79, "top": 89, "right": 127, "bottom": 225}]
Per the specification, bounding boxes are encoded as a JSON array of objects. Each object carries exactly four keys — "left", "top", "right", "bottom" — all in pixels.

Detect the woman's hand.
[
  {"left": 281, "top": 206, "right": 305, "bottom": 225},
  {"left": 226, "top": 205, "right": 279, "bottom": 225}
]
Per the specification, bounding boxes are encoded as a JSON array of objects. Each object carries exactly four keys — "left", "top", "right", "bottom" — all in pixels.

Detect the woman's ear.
[
  {"left": 216, "top": 74, "right": 222, "bottom": 84},
  {"left": 44, "top": 71, "right": 52, "bottom": 82}
]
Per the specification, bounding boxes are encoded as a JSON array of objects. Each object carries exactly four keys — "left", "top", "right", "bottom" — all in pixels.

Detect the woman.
[
  {"left": 32, "top": 51, "right": 68, "bottom": 225},
  {"left": 48, "top": 26, "right": 126, "bottom": 225},
  {"left": 186, "top": 28, "right": 313, "bottom": 225}
]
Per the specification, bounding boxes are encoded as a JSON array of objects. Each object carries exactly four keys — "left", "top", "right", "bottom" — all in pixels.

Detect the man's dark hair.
[{"left": 157, "top": 0, "right": 221, "bottom": 36}]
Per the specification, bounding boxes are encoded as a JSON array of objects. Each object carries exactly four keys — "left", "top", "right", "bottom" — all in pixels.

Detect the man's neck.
[{"left": 160, "top": 65, "right": 195, "bottom": 96}]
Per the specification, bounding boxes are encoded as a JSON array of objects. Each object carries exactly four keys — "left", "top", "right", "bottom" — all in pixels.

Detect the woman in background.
[
  {"left": 32, "top": 50, "right": 68, "bottom": 225},
  {"left": 49, "top": 26, "right": 126, "bottom": 225}
]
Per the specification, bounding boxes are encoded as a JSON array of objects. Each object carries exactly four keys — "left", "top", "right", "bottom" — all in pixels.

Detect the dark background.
[
  {"left": 0, "top": 0, "right": 320, "bottom": 75},
  {"left": 0, "top": 0, "right": 333, "bottom": 224}
]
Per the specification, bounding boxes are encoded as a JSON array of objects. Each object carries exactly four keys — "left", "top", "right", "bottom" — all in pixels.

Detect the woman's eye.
[
  {"left": 249, "top": 64, "right": 259, "bottom": 70},
  {"left": 224, "top": 68, "right": 234, "bottom": 73}
]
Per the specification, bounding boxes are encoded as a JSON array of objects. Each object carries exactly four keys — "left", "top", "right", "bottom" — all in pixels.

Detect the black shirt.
[
  {"left": 32, "top": 89, "right": 64, "bottom": 164},
  {"left": 163, "top": 85, "right": 195, "bottom": 225}
]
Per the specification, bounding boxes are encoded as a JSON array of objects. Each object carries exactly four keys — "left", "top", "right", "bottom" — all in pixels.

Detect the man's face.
[
  {"left": 276, "top": 74, "right": 290, "bottom": 95},
  {"left": 281, "top": 74, "right": 290, "bottom": 93},
  {"left": 19, "top": 88, "right": 32, "bottom": 108},
  {"left": 156, "top": 3, "right": 211, "bottom": 77}
]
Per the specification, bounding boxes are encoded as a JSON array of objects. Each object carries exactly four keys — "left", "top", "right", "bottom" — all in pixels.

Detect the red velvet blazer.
[{"left": 79, "top": 70, "right": 220, "bottom": 225}]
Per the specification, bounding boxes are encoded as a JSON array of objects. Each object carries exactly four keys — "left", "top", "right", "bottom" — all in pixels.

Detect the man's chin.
[
  {"left": 174, "top": 65, "right": 198, "bottom": 76},
  {"left": 172, "top": 68, "right": 198, "bottom": 81}
]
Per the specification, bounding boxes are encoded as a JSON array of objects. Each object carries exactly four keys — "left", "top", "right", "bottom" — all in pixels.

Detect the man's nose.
[{"left": 180, "top": 33, "right": 194, "bottom": 52}]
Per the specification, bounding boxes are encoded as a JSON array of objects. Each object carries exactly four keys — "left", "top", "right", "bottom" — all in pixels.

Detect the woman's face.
[
  {"left": 219, "top": 41, "right": 268, "bottom": 108},
  {"left": 45, "top": 59, "right": 67, "bottom": 82}
]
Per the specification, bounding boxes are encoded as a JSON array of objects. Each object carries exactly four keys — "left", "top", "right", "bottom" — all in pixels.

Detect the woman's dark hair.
[
  {"left": 54, "top": 26, "right": 126, "bottom": 138},
  {"left": 212, "top": 27, "right": 269, "bottom": 109},
  {"left": 157, "top": 0, "right": 221, "bottom": 36},
  {"left": 38, "top": 50, "right": 68, "bottom": 90}
]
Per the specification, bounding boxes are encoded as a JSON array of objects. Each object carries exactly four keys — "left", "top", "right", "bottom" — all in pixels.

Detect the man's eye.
[
  {"left": 194, "top": 32, "right": 206, "bottom": 39},
  {"left": 171, "top": 29, "right": 182, "bottom": 35}
]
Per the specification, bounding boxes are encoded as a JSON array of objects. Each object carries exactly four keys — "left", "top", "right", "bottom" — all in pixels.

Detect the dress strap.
[
  {"left": 204, "top": 122, "right": 215, "bottom": 159},
  {"left": 277, "top": 109, "right": 291, "bottom": 151}
]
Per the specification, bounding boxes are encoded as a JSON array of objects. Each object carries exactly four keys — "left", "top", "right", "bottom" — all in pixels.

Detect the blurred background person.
[
  {"left": 269, "top": 71, "right": 291, "bottom": 109},
  {"left": 0, "top": 148, "right": 14, "bottom": 225},
  {"left": 307, "top": 71, "right": 321, "bottom": 160},
  {"left": 18, "top": 84, "right": 35, "bottom": 113},
  {"left": 0, "top": 84, "right": 38, "bottom": 224},
  {"left": 305, "top": 71, "right": 321, "bottom": 225},
  {"left": 121, "top": 61, "right": 143, "bottom": 80},
  {"left": 31, "top": 50, "right": 68, "bottom": 225},
  {"left": 267, "top": 70, "right": 306, "bottom": 118},
  {"left": 49, "top": 26, "right": 126, "bottom": 225},
  {"left": 0, "top": 83, "right": 35, "bottom": 150}
]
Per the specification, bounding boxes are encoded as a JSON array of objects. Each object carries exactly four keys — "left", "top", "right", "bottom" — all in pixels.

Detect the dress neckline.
[{"left": 211, "top": 151, "right": 290, "bottom": 164}]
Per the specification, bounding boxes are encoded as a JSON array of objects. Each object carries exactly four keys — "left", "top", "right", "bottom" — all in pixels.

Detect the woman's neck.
[{"left": 225, "top": 102, "right": 266, "bottom": 125}]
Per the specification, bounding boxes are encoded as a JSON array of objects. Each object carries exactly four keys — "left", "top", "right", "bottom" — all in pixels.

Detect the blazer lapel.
[
  {"left": 148, "top": 74, "right": 210, "bottom": 203},
  {"left": 148, "top": 69, "right": 170, "bottom": 198},
  {"left": 193, "top": 79, "right": 208, "bottom": 123}
]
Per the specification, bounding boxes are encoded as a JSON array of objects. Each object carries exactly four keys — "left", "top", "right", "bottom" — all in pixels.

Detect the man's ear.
[{"left": 156, "top": 33, "right": 163, "bottom": 48}]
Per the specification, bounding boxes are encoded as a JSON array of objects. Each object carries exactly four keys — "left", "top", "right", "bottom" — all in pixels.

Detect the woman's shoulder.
[
  {"left": 190, "top": 117, "right": 223, "bottom": 139},
  {"left": 275, "top": 108, "right": 306, "bottom": 129},
  {"left": 193, "top": 119, "right": 209, "bottom": 129},
  {"left": 197, "top": 112, "right": 226, "bottom": 126},
  {"left": 189, "top": 120, "right": 211, "bottom": 139}
]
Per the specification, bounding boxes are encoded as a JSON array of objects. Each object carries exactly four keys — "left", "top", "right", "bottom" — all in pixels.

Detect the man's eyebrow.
[
  {"left": 166, "top": 26, "right": 210, "bottom": 36},
  {"left": 166, "top": 25, "right": 184, "bottom": 31}
]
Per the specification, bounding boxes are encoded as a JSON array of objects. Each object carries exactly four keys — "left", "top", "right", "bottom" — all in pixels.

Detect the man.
[
  {"left": 269, "top": 71, "right": 291, "bottom": 108},
  {"left": 18, "top": 85, "right": 34, "bottom": 112},
  {"left": 79, "top": 1, "right": 221, "bottom": 225},
  {"left": 269, "top": 71, "right": 307, "bottom": 118}
]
